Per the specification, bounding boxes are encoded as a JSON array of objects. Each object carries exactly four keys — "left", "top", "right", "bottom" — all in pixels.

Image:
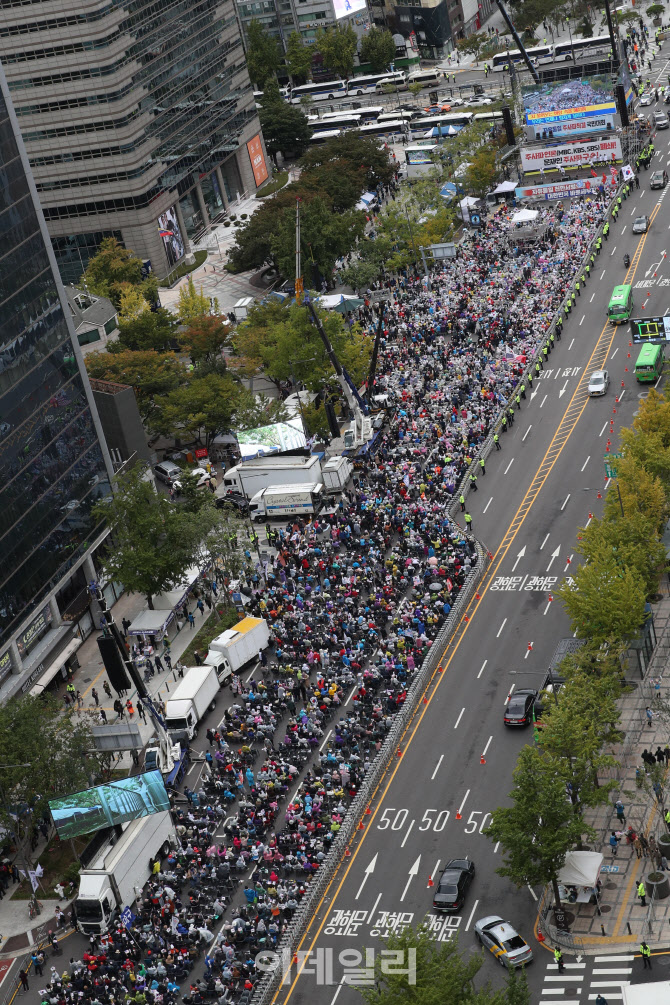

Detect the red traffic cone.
[
  {"left": 480, "top": 754, "right": 486, "bottom": 765},
  {"left": 455, "top": 811, "right": 462, "bottom": 820},
  {"left": 537, "top": 930, "right": 546, "bottom": 943},
  {"left": 475, "top": 592, "right": 481, "bottom": 599},
  {"left": 397, "top": 747, "right": 402, "bottom": 757},
  {"left": 427, "top": 876, "right": 434, "bottom": 888},
  {"left": 527, "top": 642, "right": 533, "bottom": 652},
  {"left": 365, "top": 806, "right": 371, "bottom": 815},
  {"left": 566, "top": 556, "right": 571, "bottom": 564},
  {"left": 423, "top": 695, "right": 428, "bottom": 704},
  {"left": 358, "top": 820, "right": 365, "bottom": 830}
]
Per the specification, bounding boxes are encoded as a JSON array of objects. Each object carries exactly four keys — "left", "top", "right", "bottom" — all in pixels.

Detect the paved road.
[{"left": 263, "top": 112, "right": 670, "bottom": 1005}]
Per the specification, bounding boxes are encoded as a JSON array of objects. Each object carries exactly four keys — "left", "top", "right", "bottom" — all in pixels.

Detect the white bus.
[
  {"left": 309, "top": 128, "right": 342, "bottom": 145},
  {"left": 473, "top": 111, "right": 504, "bottom": 123},
  {"left": 355, "top": 119, "right": 408, "bottom": 139},
  {"left": 290, "top": 79, "right": 347, "bottom": 103},
  {"left": 410, "top": 111, "right": 474, "bottom": 132},
  {"left": 407, "top": 68, "right": 441, "bottom": 87},
  {"left": 346, "top": 70, "right": 407, "bottom": 95},
  {"left": 308, "top": 111, "right": 363, "bottom": 131},
  {"left": 552, "top": 34, "right": 613, "bottom": 60},
  {"left": 491, "top": 44, "right": 553, "bottom": 70}
]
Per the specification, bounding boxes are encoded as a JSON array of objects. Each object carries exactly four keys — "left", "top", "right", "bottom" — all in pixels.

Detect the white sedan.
[
  {"left": 588, "top": 370, "right": 610, "bottom": 396},
  {"left": 173, "top": 467, "right": 211, "bottom": 490}
]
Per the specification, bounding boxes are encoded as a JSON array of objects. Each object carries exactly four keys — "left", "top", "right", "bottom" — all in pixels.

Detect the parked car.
[
  {"left": 503, "top": 689, "right": 539, "bottom": 727},
  {"left": 172, "top": 467, "right": 211, "bottom": 491},
  {"left": 650, "top": 169, "right": 669, "bottom": 189},
  {"left": 655, "top": 110, "right": 669, "bottom": 128},
  {"left": 154, "top": 460, "right": 182, "bottom": 486},
  {"left": 474, "top": 916, "right": 533, "bottom": 967}
]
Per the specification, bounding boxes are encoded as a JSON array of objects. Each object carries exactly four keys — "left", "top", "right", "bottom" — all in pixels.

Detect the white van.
[{"left": 407, "top": 69, "right": 441, "bottom": 88}]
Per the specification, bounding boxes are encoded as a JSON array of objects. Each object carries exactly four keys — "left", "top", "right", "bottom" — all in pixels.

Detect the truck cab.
[
  {"left": 203, "top": 649, "right": 232, "bottom": 684},
  {"left": 164, "top": 702, "right": 198, "bottom": 741},
  {"left": 75, "top": 873, "right": 117, "bottom": 935}
]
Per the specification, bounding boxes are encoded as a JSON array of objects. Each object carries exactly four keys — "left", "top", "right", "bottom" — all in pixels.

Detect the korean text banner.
[
  {"left": 532, "top": 115, "right": 614, "bottom": 139},
  {"left": 520, "top": 136, "right": 622, "bottom": 171},
  {"left": 515, "top": 175, "right": 617, "bottom": 201},
  {"left": 49, "top": 770, "right": 170, "bottom": 840},
  {"left": 522, "top": 75, "right": 617, "bottom": 126}
]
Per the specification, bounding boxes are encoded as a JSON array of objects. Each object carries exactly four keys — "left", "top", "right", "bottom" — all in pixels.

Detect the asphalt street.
[{"left": 263, "top": 107, "right": 670, "bottom": 1005}]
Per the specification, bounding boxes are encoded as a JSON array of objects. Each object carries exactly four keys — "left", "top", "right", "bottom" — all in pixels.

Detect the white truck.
[
  {"left": 249, "top": 482, "right": 324, "bottom": 520},
  {"left": 205, "top": 616, "right": 271, "bottom": 681},
  {"left": 221, "top": 454, "right": 323, "bottom": 499},
  {"left": 75, "top": 811, "right": 175, "bottom": 936},
  {"left": 322, "top": 455, "right": 353, "bottom": 494},
  {"left": 164, "top": 664, "right": 219, "bottom": 741}
]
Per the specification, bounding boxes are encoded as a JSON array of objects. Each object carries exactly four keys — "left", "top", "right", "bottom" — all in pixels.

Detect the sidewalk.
[{"left": 539, "top": 588, "right": 670, "bottom": 952}]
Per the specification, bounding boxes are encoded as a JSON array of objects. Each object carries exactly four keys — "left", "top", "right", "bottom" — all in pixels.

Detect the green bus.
[
  {"left": 608, "top": 284, "right": 633, "bottom": 323},
  {"left": 635, "top": 343, "right": 665, "bottom": 383}
]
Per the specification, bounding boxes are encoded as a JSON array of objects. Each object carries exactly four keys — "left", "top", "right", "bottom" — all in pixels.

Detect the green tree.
[
  {"left": 84, "top": 348, "right": 184, "bottom": 423},
  {"left": 647, "top": 4, "right": 665, "bottom": 15},
  {"left": 485, "top": 745, "right": 593, "bottom": 909},
  {"left": 259, "top": 102, "right": 312, "bottom": 157},
  {"left": 270, "top": 196, "right": 366, "bottom": 282},
  {"left": 81, "top": 237, "right": 156, "bottom": 308},
  {"left": 285, "top": 30, "right": 313, "bottom": 82},
  {"left": 245, "top": 19, "right": 282, "bottom": 88},
  {"left": 299, "top": 132, "right": 395, "bottom": 189},
  {"left": 150, "top": 372, "right": 241, "bottom": 446},
  {"left": 234, "top": 299, "right": 371, "bottom": 392},
  {"left": 577, "top": 507, "right": 666, "bottom": 597},
  {"left": 315, "top": 23, "right": 358, "bottom": 78},
  {"left": 113, "top": 307, "right": 177, "bottom": 353},
  {"left": 456, "top": 31, "right": 488, "bottom": 59},
  {"left": 408, "top": 82, "right": 424, "bottom": 100},
  {"left": 203, "top": 512, "right": 246, "bottom": 584},
  {"left": 180, "top": 314, "right": 230, "bottom": 365},
  {"left": 359, "top": 27, "right": 396, "bottom": 72},
  {"left": 177, "top": 275, "right": 217, "bottom": 323},
  {"left": 465, "top": 147, "right": 499, "bottom": 198},
  {"left": 117, "top": 285, "right": 150, "bottom": 322},
  {"left": 357, "top": 922, "right": 529, "bottom": 1005},
  {"left": 339, "top": 260, "right": 382, "bottom": 294},
  {"left": 558, "top": 553, "right": 648, "bottom": 643},
  {"left": 0, "top": 696, "right": 102, "bottom": 870},
  {"left": 92, "top": 464, "right": 204, "bottom": 608},
  {"left": 614, "top": 452, "right": 668, "bottom": 530}
]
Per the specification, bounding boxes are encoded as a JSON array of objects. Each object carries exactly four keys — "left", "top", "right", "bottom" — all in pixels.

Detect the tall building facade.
[
  {"left": 0, "top": 62, "right": 117, "bottom": 699},
  {"left": 0, "top": 0, "right": 270, "bottom": 282}
]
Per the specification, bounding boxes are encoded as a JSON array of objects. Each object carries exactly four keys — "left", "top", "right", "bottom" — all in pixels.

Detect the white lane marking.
[
  {"left": 600, "top": 421, "right": 608, "bottom": 436},
  {"left": 621, "top": 225, "right": 627, "bottom": 234},
  {"left": 477, "top": 659, "right": 487, "bottom": 679},
  {"left": 457, "top": 790, "right": 470, "bottom": 816},
  {"left": 522, "top": 425, "right": 532, "bottom": 441},
  {"left": 579, "top": 315, "right": 585, "bottom": 326},
  {"left": 483, "top": 496, "right": 492, "bottom": 513},
  {"left": 524, "top": 640, "right": 534, "bottom": 660},
  {"left": 527, "top": 883, "right": 538, "bottom": 901},
  {"left": 345, "top": 684, "right": 357, "bottom": 706},
  {"left": 619, "top": 388, "right": 626, "bottom": 401},
  {"left": 540, "top": 533, "right": 550, "bottom": 550},
  {"left": 561, "top": 493, "right": 570, "bottom": 510},
  {"left": 400, "top": 818, "right": 415, "bottom": 848},
  {"left": 581, "top": 455, "right": 590, "bottom": 472},
  {"left": 496, "top": 618, "right": 507, "bottom": 637},
  {"left": 600, "top": 269, "right": 606, "bottom": 279},
  {"left": 430, "top": 858, "right": 441, "bottom": 881},
  {"left": 569, "top": 338, "right": 575, "bottom": 349},
  {"left": 611, "top": 346, "right": 619, "bottom": 358},
  {"left": 454, "top": 707, "right": 465, "bottom": 728},
  {"left": 590, "top": 293, "right": 595, "bottom": 302},
  {"left": 464, "top": 899, "right": 479, "bottom": 932},
  {"left": 482, "top": 735, "right": 492, "bottom": 756},
  {"left": 505, "top": 684, "right": 515, "bottom": 704},
  {"left": 504, "top": 458, "right": 514, "bottom": 474},
  {"left": 366, "top": 892, "right": 382, "bottom": 923},
  {"left": 319, "top": 729, "right": 332, "bottom": 751},
  {"left": 592, "top": 969, "right": 634, "bottom": 975},
  {"left": 541, "top": 394, "right": 548, "bottom": 407},
  {"left": 593, "top": 956, "right": 635, "bottom": 962},
  {"left": 431, "top": 755, "right": 444, "bottom": 780}
]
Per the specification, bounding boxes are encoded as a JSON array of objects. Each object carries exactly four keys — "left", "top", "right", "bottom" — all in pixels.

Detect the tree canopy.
[
  {"left": 315, "top": 23, "right": 358, "bottom": 78},
  {"left": 85, "top": 348, "right": 184, "bottom": 423},
  {"left": 112, "top": 307, "right": 177, "bottom": 353},
  {"left": 245, "top": 19, "right": 282, "bottom": 88},
  {"left": 180, "top": 314, "right": 230, "bottom": 365},
  {"left": 259, "top": 101, "right": 312, "bottom": 157},
  {"left": 285, "top": 31, "right": 313, "bottom": 81},
  {"left": 177, "top": 276, "right": 218, "bottom": 323},
  {"left": 359, "top": 27, "right": 396, "bottom": 72},
  {"left": 81, "top": 237, "right": 158, "bottom": 309}
]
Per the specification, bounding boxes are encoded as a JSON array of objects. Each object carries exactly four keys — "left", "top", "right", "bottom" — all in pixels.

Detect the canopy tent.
[
  {"left": 557, "top": 851, "right": 603, "bottom": 887},
  {"left": 512, "top": 207, "right": 539, "bottom": 223},
  {"left": 492, "top": 180, "right": 517, "bottom": 194},
  {"left": 317, "top": 294, "right": 365, "bottom": 313},
  {"left": 460, "top": 196, "right": 480, "bottom": 209},
  {"left": 440, "top": 182, "right": 458, "bottom": 200},
  {"left": 126, "top": 609, "right": 174, "bottom": 638},
  {"left": 152, "top": 565, "right": 207, "bottom": 614},
  {"left": 359, "top": 191, "right": 377, "bottom": 206},
  {"left": 424, "top": 124, "right": 462, "bottom": 138}
]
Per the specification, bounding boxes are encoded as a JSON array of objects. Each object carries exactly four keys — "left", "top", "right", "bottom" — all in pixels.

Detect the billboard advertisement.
[
  {"left": 332, "top": 0, "right": 367, "bottom": 18},
  {"left": 49, "top": 770, "right": 170, "bottom": 840},
  {"left": 532, "top": 115, "right": 615, "bottom": 140},
  {"left": 157, "top": 206, "right": 185, "bottom": 269},
  {"left": 407, "top": 147, "right": 435, "bottom": 165},
  {"left": 630, "top": 316, "right": 670, "bottom": 344},
  {"left": 521, "top": 137, "right": 622, "bottom": 172},
  {"left": 522, "top": 75, "right": 617, "bottom": 127},
  {"left": 237, "top": 420, "right": 307, "bottom": 459},
  {"left": 246, "top": 135, "right": 269, "bottom": 188},
  {"left": 515, "top": 174, "right": 617, "bottom": 201}
]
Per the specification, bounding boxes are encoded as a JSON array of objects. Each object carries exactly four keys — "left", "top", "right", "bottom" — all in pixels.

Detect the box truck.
[
  {"left": 249, "top": 482, "right": 324, "bottom": 520},
  {"left": 164, "top": 665, "right": 219, "bottom": 741},
  {"left": 322, "top": 456, "right": 353, "bottom": 493},
  {"left": 75, "top": 811, "right": 175, "bottom": 935},
  {"left": 221, "top": 455, "right": 323, "bottom": 499},
  {"left": 205, "top": 616, "right": 270, "bottom": 681}
]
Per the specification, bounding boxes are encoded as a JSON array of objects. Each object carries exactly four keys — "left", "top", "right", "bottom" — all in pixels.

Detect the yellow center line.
[{"left": 268, "top": 224, "right": 652, "bottom": 1005}]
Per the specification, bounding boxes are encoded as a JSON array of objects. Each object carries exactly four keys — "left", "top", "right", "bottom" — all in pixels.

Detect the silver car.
[
  {"left": 474, "top": 915, "right": 533, "bottom": 967},
  {"left": 154, "top": 460, "right": 182, "bottom": 485},
  {"left": 588, "top": 370, "right": 609, "bottom": 396},
  {"left": 632, "top": 215, "right": 649, "bottom": 234}
]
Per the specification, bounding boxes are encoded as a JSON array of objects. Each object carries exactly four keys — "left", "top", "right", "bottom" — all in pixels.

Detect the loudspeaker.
[
  {"left": 616, "top": 84, "right": 630, "bottom": 128},
  {"left": 97, "top": 635, "right": 131, "bottom": 694},
  {"left": 325, "top": 401, "right": 340, "bottom": 439},
  {"left": 502, "top": 106, "right": 516, "bottom": 147}
]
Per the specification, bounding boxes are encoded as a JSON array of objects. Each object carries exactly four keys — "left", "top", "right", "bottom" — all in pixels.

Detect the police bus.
[{"left": 491, "top": 44, "right": 553, "bottom": 70}]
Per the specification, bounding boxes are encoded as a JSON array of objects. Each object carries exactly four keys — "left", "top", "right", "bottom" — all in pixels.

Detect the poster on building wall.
[
  {"left": 520, "top": 136, "right": 622, "bottom": 172},
  {"left": 157, "top": 206, "right": 185, "bottom": 268},
  {"left": 247, "top": 135, "right": 269, "bottom": 188}
]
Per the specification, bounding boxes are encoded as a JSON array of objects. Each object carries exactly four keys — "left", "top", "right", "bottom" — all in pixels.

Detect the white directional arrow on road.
[
  {"left": 558, "top": 380, "right": 569, "bottom": 398},
  {"left": 530, "top": 388, "right": 538, "bottom": 400},
  {"left": 646, "top": 252, "right": 666, "bottom": 278},
  {"left": 400, "top": 856, "right": 421, "bottom": 903},
  {"left": 355, "top": 854, "right": 378, "bottom": 900},
  {"left": 546, "top": 546, "right": 561, "bottom": 572},
  {"left": 512, "top": 546, "right": 526, "bottom": 572}
]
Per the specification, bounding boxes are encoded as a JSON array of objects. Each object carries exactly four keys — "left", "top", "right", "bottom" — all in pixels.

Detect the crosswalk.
[{"left": 539, "top": 954, "right": 635, "bottom": 1003}]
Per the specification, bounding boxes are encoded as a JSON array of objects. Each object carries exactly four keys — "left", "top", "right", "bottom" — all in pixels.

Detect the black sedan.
[
  {"left": 432, "top": 858, "right": 475, "bottom": 912},
  {"left": 503, "top": 688, "right": 539, "bottom": 727}
]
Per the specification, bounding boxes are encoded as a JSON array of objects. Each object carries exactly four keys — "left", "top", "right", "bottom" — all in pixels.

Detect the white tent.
[
  {"left": 493, "top": 180, "right": 517, "bottom": 194},
  {"left": 557, "top": 850, "right": 603, "bottom": 887},
  {"left": 459, "top": 196, "right": 479, "bottom": 209},
  {"left": 319, "top": 294, "right": 347, "bottom": 309},
  {"left": 512, "top": 208, "right": 539, "bottom": 223},
  {"left": 127, "top": 609, "right": 174, "bottom": 637}
]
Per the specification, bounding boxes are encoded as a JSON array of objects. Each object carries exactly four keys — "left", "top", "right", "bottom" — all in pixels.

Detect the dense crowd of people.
[{"left": 34, "top": 192, "right": 607, "bottom": 1005}]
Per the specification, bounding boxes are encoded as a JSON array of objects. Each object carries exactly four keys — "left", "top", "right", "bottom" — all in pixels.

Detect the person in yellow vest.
[{"left": 638, "top": 880, "right": 646, "bottom": 906}]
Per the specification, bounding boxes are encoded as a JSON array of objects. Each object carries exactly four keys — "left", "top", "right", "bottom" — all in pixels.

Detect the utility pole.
[{"left": 295, "top": 197, "right": 303, "bottom": 303}]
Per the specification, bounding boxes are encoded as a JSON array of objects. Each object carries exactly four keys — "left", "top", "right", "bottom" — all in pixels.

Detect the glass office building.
[
  {"left": 0, "top": 0, "right": 269, "bottom": 281},
  {"left": 0, "top": 63, "right": 115, "bottom": 697}
]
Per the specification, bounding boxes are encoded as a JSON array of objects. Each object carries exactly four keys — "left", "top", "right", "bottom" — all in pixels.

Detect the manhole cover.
[
  {"left": 600, "top": 904, "right": 612, "bottom": 913},
  {"left": 604, "top": 881, "right": 617, "bottom": 890},
  {"left": 83, "top": 677, "right": 92, "bottom": 683},
  {"left": 657, "top": 956, "right": 670, "bottom": 967}
]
